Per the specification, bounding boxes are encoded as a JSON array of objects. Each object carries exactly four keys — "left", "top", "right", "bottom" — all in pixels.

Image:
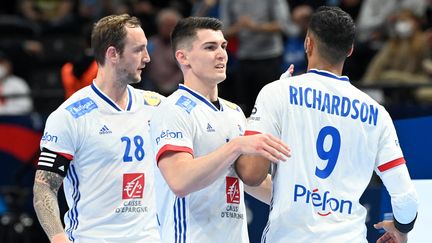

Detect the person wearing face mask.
[
  {"left": 0, "top": 50, "right": 33, "bottom": 115},
  {"left": 361, "top": 9, "right": 432, "bottom": 104}
]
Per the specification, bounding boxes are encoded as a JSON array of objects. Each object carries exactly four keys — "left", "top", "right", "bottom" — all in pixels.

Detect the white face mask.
[
  {"left": 394, "top": 20, "right": 413, "bottom": 38},
  {"left": 0, "top": 64, "right": 7, "bottom": 79}
]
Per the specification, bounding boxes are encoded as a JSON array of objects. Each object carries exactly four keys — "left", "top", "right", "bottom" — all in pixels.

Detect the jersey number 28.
[{"left": 121, "top": 135, "right": 145, "bottom": 162}]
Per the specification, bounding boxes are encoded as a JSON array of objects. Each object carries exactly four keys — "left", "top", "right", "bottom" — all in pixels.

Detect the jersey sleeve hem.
[
  {"left": 244, "top": 130, "right": 261, "bottom": 136},
  {"left": 156, "top": 144, "right": 193, "bottom": 164},
  {"left": 377, "top": 157, "right": 406, "bottom": 172},
  {"left": 394, "top": 212, "right": 417, "bottom": 233}
]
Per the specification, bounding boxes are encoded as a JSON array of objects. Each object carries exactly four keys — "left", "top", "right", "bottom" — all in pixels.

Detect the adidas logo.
[
  {"left": 99, "top": 125, "right": 112, "bottom": 134},
  {"left": 206, "top": 123, "right": 215, "bottom": 132}
]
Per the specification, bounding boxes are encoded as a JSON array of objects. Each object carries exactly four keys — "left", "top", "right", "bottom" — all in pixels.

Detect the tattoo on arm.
[{"left": 33, "top": 170, "right": 66, "bottom": 240}]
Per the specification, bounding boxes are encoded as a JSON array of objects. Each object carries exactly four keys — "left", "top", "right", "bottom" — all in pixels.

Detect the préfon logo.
[
  {"left": 155, "top": 130, "right": 183, "bottom": 145},
  {"left": 293, "top": 184, "right": 353, "bottom": 216},
  {"left": 41, "top": 132, "right": 58, "bottom": 143}
]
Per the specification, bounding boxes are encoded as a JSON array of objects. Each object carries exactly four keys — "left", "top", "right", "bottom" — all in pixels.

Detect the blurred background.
[{"left": 0, "top": 0, "right": 431, "bottom": 242}]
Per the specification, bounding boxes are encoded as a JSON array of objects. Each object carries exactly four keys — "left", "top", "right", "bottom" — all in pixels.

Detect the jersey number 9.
[{"left": 315, "top": 126, "right": 340, "bottom": 179}]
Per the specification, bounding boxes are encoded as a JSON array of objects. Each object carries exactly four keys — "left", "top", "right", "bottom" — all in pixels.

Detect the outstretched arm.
[
  {"left": 33, "top": 170, "right": 71, "bottom": 243},
  {"left": 158, "top": 134, "right": 289, "bottom": 198}
]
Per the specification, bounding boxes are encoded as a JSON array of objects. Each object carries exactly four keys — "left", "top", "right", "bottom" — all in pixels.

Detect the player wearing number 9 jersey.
[
  {"left": 33, "top": 14, "right": 162, "bottom": 243},
  {"left": 236, "top": 6, "right": 418, "bottom": 243}
]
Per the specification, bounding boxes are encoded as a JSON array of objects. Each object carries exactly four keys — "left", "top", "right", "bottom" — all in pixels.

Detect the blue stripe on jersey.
[
  {"left": 91, "top": 83, "right": 133, "bottom": 111},
  {"left": 182, "top": 198, "right": 187, "bottom": 243},
  {"left": 126, "top": 87, "right": 132, "bottom": 110},
  {"left": 178, "top": 84, "right": 220, "bottom": 111},
  {"left": 66, "top": 165, "right": 81, "bottom": 241},
  {"left": 261, "top": 186, "right": 275, "bottom": 243},
  {"left": 308, "top": 69, "right": 350, "bottom": 82},
  {"left": 174, "top": 197, "right": 187, "bottom": 243}
]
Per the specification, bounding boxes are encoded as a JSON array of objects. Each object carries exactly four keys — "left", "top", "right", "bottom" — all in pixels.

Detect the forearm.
[
  {"left": 378, "top": 164, "right": 418, "bottom": 231},
  {"left": 244, "top": 174, "right": 272, "bottom": 204},
  {"left": 160, "top": 134, "right": 288, "bottom": 197},
  {"left": 160, "top": 141, "right": 241, "bottom": 197},
  {"left": 236, "top": 154, "right": 270, "bottom": 186},
  {"left": 33, "top": 171, "right": 66, "bottom": 241}
]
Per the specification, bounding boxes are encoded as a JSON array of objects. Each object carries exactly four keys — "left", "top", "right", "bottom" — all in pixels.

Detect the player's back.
[{"left": 250, "top": 69, "right": 399, "bottom": 242}]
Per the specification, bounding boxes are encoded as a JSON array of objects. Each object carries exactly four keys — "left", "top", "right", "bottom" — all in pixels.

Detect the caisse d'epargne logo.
[
  {"left": 122, "top": 173, "right": 145, "bottom": 199},
  {"left": 226, "top": 177, "right": 240, "bottom": 204}
]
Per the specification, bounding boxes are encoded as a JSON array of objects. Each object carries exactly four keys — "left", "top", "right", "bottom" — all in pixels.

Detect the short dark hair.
[
  {"left": 171, "top": 17, "right": 223, "bottom": 56},
  {"left": 309, "top": 6, "right": 355, "bottom": 64},
  {"left": 91, "top": 14, "right": 141, "bottom": 66}
]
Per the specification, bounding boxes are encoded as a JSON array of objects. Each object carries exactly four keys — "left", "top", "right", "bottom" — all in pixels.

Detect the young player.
[
  {"left": 236, "top": 6, "right": 418, "bottom": 243},
  {"left": 150, "top": 17, "right": 290, "bottom": 243}
]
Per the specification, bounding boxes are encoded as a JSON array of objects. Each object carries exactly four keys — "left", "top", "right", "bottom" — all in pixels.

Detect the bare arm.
[
  {"left": 244, "top": 174, "right": 272, "bottom": 205},
  {"left": 33, "top": 170, "right": 70, "bottom": 243},
  {"left": 158, "top": 134, "right": 289, "bottom": 197},
  {"left": 236, "top": 154, "right": 271, "bottom": 186}
]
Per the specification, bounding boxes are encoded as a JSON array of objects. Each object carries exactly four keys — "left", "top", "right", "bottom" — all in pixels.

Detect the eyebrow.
[{"left": 202, "top": 40, "right": 228, "bottom": 46}]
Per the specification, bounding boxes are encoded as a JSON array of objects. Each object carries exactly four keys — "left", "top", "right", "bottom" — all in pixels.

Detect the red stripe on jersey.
[
  {"left": 156, "top": 144, "right": 193, "bottom": 165},
  {"left": 57, "top": 152, "right": 73, "bottom": 161},
  {"left": 377, "top": 157, "right": 406, "bottom": 172},
  {"left": 41, "top": 147, "right": 73, "bottom": 161},
  {"left": 244, "top": 130, "right": 261, "bottom": 136}
]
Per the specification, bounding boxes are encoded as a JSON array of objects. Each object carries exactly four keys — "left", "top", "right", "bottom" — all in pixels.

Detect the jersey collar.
[
  {"left": 91, "top": 82, "right": 133, "bottom": 111},
  {"left": 178, "top": 84, "right": 223, "bottom": 111},
  {"left": 307, "top": 69, "right": 350, "bottom": 82}
]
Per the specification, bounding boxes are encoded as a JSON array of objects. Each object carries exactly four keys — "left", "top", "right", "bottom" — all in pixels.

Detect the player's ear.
[
  {"left": 347, "top": 44, "right": 354, "bottom": 58},
  {"left": 175, "top": 49, "right": 189, "bottom": 66},
  {"left": 106, "top": 46, "right": 119, "bottom": 64}
]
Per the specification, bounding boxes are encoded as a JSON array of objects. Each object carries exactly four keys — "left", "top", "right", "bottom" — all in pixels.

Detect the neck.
[
  {"left": 307, "top": 56, "right": 344, "bottom": 76},
  {"left": 94, "top": 68, "right": 129, "bottom": 110},
  {"left": 183, "top": 77, "right": 218, "bottom": 102}
]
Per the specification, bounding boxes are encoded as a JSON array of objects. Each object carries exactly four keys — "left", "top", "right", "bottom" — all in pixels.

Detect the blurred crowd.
[{"left": 0, "top": 0, "right": 431, "bottom": 116}]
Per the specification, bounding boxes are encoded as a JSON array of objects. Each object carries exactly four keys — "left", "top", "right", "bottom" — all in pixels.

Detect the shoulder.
[
  {"left": 220, "top": 98, "right": 242, "bottom": 113},
  {"left": 164, "top": 92, "right": 198, "bottom": 114},
  {"left": 54, "top": 86, "right": 97, "bottom": 120},
  {"left": 134, "top": 88, "right": 164, "bottom": 107}
]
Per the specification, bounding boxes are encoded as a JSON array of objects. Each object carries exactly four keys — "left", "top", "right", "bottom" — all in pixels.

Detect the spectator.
[
  {"left": 220, "top": 0, "right": 298, "bottom": 116},
  {"left": 0, "top": 50, "right": 33, "bottom": 115},
  {"left": 282, "top": 4, "right": 313, "bottom": 75},
  {"left": 18, "top": 0, "right": 78, "bottom": 33},
  {"left": 142, "top": 8, "right": 183, "bottom": 96},
  {"left": 362, "top": 9, "right": 431, "bottom": 103},
  {"left": 60, "top": 25, "right": 97, "bottom": 99}
]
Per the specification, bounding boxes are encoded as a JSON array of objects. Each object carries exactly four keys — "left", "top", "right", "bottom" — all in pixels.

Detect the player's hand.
[
  {"left": 280, "top": 64, "right": 294, "bottom": 79},
  {"left": 236, "top": 134, "right": 291, "bottom": 163},
  {"left": 51, "top": 233, "right": 72, "bottom": 243},
  {"left": 374, "top": 220, "right": 407, "bottom": 243}
]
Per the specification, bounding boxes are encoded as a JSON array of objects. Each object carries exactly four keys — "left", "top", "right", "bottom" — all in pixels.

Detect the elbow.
[
  {"left": 167, "top": 182, "right": 192, "bottom": 198},
  {"left": 240, "top": 173, "right": 266, "bottom": 187},
  {"left": 235, "top": 155, "right": 268, "bottom": 186}
]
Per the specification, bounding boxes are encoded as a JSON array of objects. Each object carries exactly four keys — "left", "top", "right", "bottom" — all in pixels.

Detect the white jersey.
[
  {"left": 247, "top": 69, "right": 405, "bottom": 243},
  {"left": 150, "top": 84, "right": 249, "bottom": 243},
  {"left": 41, "top": 83, "right": 162, "bottom": 243}
]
